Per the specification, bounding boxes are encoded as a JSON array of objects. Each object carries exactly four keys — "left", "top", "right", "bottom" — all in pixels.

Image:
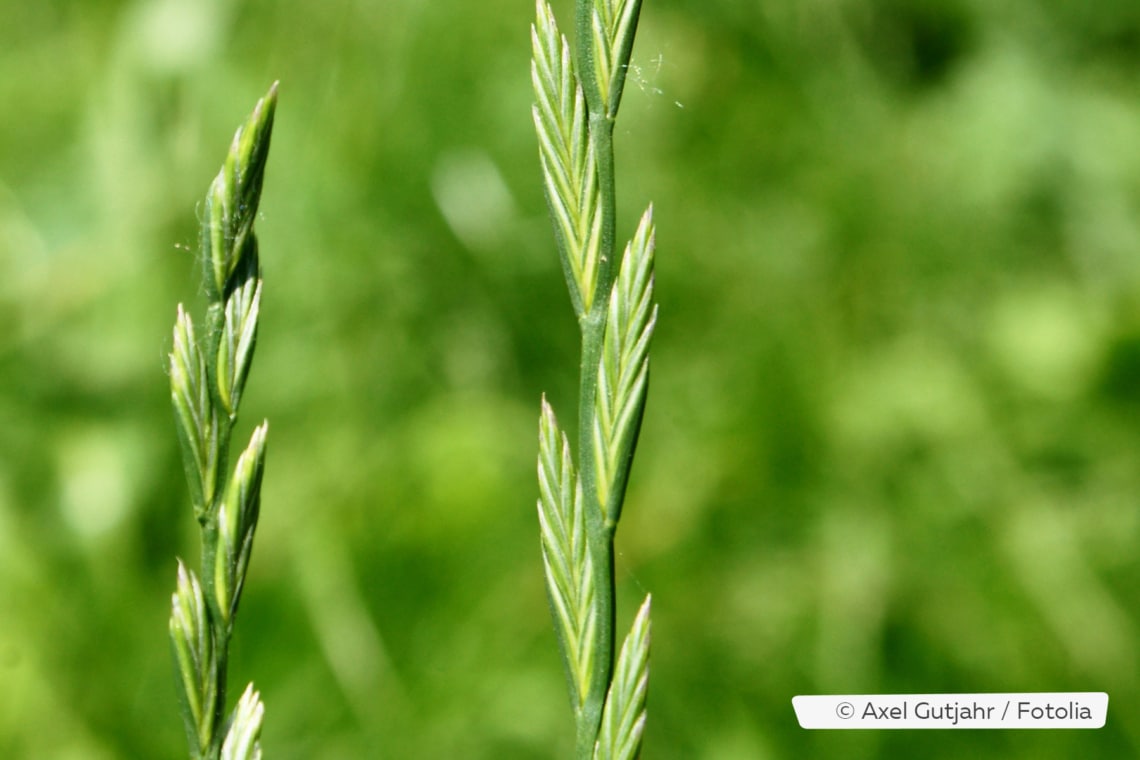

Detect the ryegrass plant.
[
  {"left": 168, "top": 83, "right": 278, "bottom": 760},
  {"left": 531, "top": 1, "right": 655, "bottom": 756}
]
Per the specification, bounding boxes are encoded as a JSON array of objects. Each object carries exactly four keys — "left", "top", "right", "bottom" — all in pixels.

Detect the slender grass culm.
[
  {"left": 531, "top": 1, "right": 656, "bottom": 757},
  {"left": 167, "top": 83, "right": 278, "bottom": 760}
]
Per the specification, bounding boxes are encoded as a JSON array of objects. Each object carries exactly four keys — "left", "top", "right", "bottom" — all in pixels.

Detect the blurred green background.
[{"left": 3, "top": 0, "right": 1140, "bottom": 757}]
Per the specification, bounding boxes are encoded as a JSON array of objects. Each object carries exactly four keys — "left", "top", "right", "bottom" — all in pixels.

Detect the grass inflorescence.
[
  {"left": 167, "top": 83, "right": 278, "bottom": 760},
  {"left": 531, "top": 1, "right": 656, "bottom": 756}
]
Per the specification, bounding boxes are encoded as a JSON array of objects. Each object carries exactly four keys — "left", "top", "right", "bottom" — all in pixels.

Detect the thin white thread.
[{"left": 627, "top": 51, "right": 684, "bottom": 109}]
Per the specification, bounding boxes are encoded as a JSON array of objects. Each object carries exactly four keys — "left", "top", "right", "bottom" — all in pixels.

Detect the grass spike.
[
  {"left": 167, "top": 82, "right": 277, "bottom": 760},
  {"left": 531, "top": 0, "right": 656, "bottom": 755}
]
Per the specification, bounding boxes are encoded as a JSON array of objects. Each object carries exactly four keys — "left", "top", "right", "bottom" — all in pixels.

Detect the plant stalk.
[{"left": 574, "top": 10, "right": 621, "bottom": 756}]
